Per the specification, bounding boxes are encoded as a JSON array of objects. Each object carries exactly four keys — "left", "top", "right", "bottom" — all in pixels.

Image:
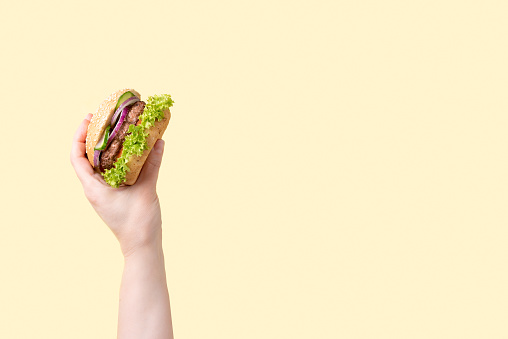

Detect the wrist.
[{"left": 121, "top": 226, "right": 163, "bottom": 259}]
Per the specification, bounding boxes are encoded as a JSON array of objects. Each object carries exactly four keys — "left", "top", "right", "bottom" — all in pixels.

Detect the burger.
[{"left": 85, "top": 89, "right": 173, "bottom": 188}]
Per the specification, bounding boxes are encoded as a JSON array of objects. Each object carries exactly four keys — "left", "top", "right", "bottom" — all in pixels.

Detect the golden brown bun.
[
  {"left": 85, "top": 88, "right": 141, "bottom": 166},
  {"left": 124, "top": 109, "right": 171, "bottom": 185}
]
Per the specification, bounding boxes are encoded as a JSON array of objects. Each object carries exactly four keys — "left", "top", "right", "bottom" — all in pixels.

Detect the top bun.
[{"left": 85, "top": 89, "right": 141, "bottom": 167}]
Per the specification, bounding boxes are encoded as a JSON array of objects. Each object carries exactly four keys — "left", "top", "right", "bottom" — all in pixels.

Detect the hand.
[{"left": 71, "top": 114, "right": 166, "bottom": 257}]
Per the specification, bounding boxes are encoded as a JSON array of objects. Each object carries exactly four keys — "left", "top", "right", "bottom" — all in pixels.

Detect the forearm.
[{"left": 118, "top": 234, "right": 173, "bottom": 339}]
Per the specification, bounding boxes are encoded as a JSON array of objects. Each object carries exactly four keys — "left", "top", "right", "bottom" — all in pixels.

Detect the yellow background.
[{"left": 1, "top": 0, "right": 507, "bottom": 338}]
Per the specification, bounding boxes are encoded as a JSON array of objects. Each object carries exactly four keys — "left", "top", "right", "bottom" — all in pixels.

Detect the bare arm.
[
  {"left": 71, "top": 114, "right": 173, "bottom": 338},
  {"left": 119, "top": 235, "right": 173, "bottom": 339}
]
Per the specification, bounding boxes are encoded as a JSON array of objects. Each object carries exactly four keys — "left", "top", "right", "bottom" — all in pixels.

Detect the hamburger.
[{"left": 85, "top": 89, "right": 173, "bottom": 188}]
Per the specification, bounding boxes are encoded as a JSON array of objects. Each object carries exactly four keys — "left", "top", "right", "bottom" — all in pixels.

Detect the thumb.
[{"left": 137, "top": 139, "right": 165, "bottom": 188}]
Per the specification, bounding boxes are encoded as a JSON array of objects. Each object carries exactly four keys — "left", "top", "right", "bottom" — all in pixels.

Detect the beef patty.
[{"left": 100, "top": 101, "right": 145, "bottom": 170}]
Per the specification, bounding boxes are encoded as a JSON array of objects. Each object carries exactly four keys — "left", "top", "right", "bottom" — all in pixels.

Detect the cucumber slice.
[
  {"left": 114, "top": 91, "right": 135, "bottom": 112},
  {"left": 94, "top": 126, "right": 111, "bottom": 151}
]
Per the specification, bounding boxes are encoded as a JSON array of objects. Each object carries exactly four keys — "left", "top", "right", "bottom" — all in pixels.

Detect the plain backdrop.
[{"left": 1, "top": 0, "right": 507, "bottom": 338}]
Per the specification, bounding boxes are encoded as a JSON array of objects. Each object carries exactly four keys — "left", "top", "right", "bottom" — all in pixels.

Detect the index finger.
[{"left": 70, "top": 114, "right": 94, "bottom": 184}]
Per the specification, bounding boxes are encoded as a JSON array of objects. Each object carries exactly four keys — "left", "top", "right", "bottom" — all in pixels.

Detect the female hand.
[{"left": 70, "top": 114, "right": 166, "bottom": 257}]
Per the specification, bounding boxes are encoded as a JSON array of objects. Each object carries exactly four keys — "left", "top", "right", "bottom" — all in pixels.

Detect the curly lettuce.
[{"left": 102, "top": 94, "right": 174, "bottom": 188}]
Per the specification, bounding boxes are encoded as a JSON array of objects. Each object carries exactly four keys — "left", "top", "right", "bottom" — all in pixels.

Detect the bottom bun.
[{"left": 123, "top": 109, "right": 171, "bottom": 185}]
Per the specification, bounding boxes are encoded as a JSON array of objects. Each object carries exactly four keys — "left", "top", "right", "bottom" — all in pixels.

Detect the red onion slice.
[
  {"left": 106, "top": 105, "right": 130, "bottom": 147},
  {"left": 111, "top": 96, "right": 139, "bottom": 126},
  {"left": 94, "top": 150, "right": 101, "bottom": 168}
]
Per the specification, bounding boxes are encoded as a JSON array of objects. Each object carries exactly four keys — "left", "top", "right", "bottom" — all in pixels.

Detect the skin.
[{"left": 70, "top": 114, "right": 174, "bottom": 339}]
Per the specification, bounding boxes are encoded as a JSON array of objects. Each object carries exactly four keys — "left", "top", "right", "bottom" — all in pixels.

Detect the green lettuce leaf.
[{"left": 102, "top": 94, "right": 174, "bottom": 188}]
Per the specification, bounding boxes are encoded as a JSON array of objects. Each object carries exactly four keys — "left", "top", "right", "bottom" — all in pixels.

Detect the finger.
[
  {"left": 136, "top": 139, "right": 165, "bottom": 188},
  {"left": 70, "top": 114, "right": 94, "bottom": 184}
]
